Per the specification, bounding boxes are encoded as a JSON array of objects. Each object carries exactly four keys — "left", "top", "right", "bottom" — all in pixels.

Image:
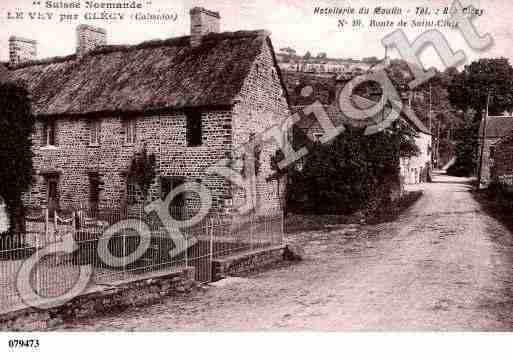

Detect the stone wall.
[
  {"left": 480, "top": 138, "right": 502, "bottom": 186},
  {"left": 212, "top": 245, "right": 285, "bottom": 280},
  {"left": 0, "top": 267, "right": 195, "bottom": 331},
  {"left": 491, "top": 135, "right": 513, "bottom": 190},
  {"left": 24, "top": 110, "right": 233, "bottom": 213},
  {"left": 232, "top": 40, "right": 290, "bottom": 216}
]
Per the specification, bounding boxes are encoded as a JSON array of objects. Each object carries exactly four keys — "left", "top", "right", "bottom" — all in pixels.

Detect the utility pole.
[
  {"left": 477, "top": 90, "right": 491, "bottom": 189},
  {"left": 429, "top": 83, "right": 435, "bottom": 168},
  {"left": 429, "top": 83, "right": 432, "bottom": 134}
]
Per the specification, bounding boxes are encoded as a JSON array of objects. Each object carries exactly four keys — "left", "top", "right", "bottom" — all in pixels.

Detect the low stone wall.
[
  {"left": 0, "top": 267, "right": 196, "bottom": 331},
  {"left": 212, "top": 245, "right": 286, "bottom": 281}
]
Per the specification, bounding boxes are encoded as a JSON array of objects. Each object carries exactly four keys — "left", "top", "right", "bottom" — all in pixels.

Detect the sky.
[{"left": 0, "top": 0, "right": 512, "bottom": 70}]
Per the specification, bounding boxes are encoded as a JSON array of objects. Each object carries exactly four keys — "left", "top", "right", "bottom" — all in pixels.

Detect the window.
[
  {"left": 89, "top": 120, "right": 101, "bottom": 146},
  {"left": 123, "top": 117, "right": 137, "bottom": 145},
  {"left": 186, "top": 111, "right": 202, "bottom": 147},
  {"left": 42, "top": 121, "right": 56, "bottom": 147}
]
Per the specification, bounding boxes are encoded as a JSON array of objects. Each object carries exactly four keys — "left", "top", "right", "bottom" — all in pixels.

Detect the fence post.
[
  {"left": 44, "top": 207, "right": 49, "bottom": 245},
  {"left": 209, "top": 217, "right": 214, "bottom": 282},
  {"left": 184, "top": 224, "right": 188, "bottom": 269},
  {"left": 122, "top": 230, "right": 127, "bottom": 280},
  {"left": 72, "top": 211, "right": 76, "bottom": 238},
  {"left": 54, "top": 210, "right": 57, "bottom": 238},
  {"left": 281, "top": 209, "right": 285, "bottom": 244},
  {"left": 36, "top": 234, "right": 41, "bottom": 297},
  {"left": 249, "top": 212, "right": 253, "bottom": 251}
]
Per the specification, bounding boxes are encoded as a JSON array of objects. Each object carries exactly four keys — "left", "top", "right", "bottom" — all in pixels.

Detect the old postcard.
[{"left": 0, "top": 0, "right": 512, "bottom": 356}]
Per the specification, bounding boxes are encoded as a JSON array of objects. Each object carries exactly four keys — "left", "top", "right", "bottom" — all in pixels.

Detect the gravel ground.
[{"left": 62, "top": 173, "right": 513, "bottom": 331}]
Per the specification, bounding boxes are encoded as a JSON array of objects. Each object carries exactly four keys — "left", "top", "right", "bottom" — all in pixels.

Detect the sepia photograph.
[{"left": 0, "top": 0, "right": 512, "bottom": 356}]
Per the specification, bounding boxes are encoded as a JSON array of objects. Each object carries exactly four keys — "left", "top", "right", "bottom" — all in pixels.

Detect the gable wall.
[{"left": 231, "top": 39, "right": 290, "bottom": 216}]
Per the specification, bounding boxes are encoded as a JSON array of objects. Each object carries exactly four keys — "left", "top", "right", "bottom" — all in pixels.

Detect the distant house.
[
  {"left": 479, "top": 115, "right": 513, "bottom": 187},
  {"left": 4, "top": 7, "right": 290, "bottom": 217}
]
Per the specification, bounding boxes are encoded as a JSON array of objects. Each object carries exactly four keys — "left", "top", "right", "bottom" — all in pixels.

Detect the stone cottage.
[
  {"left": 5, "top": 7, "right": 290, "bottom": 217},
  {"left": 479, "top": 115, "right": 513, "bottom": 187}
]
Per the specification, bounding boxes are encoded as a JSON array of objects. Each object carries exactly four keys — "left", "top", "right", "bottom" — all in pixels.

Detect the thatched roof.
[
  {"left": 6, "top": 30, "right": 275, "bottom": 117},
  {"left": 480, "top": 115, "right": 513, "bottom": 139}
]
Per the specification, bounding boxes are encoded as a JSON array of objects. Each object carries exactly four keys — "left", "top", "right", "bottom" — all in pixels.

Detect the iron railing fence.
[{"left": 0, "top": 206, "right": 283, "bottom": 314}]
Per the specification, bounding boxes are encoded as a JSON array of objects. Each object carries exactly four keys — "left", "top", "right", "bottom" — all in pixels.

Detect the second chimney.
[
  {"left": 190, "top": 7, "right": 221, "bottom": 47},
  {"left": 9, "top": 36, "right": 37, "bottom": 67},
  {"left": 76, "top": 24, "right": 107, "bottom": 58}
]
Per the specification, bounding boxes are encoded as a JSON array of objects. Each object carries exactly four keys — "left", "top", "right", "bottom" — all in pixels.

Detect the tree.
[
  {"left": 303, "top": 51, "right": 312, "bottom": 60},
  {"left": 447, "top": 58, "right": 513, "bottom": 175},
  {"left": 281, "top": 123, "right": 416, "bottom": 216},
  {"left": 0, "top": 82, "right": 34, "bottom": 233},
  {"left": 127, "top": 145, "right": 156, "bottom": 204},
  {"left": 316, "top": 52, "right": 327, "bottom": 60},
  {"left": 449, "top": 58, "right": 513, "bottom": 116}
]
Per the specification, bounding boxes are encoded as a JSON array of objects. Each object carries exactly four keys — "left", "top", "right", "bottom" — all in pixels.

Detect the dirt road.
[{"left": 66, "top": 174, "right": 513, "bottom": 330}]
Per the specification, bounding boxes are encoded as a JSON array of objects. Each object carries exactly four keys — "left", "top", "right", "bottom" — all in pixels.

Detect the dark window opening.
[
  {"left": 123, "top": 117, "right": 137, "bottom": 145},
  {"left": 89, "top": 120, "right": 101, "bottom": 145},
  {"left": 43, "top": 121, "right": 56, "bottom": 146},
  {"left": 186, "top": 111, "right": 203, "bottom": 147}
]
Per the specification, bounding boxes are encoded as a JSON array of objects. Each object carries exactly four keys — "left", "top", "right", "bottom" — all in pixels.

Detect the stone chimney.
[
  {"left": 9, "top": 36, "right": 37, "bottom": 67},
  {"left": 190, "top": 7, "right": 221, "bottom": 47},
  {"left": 76, "top": 24, "right": 107, "bottom": 58}
]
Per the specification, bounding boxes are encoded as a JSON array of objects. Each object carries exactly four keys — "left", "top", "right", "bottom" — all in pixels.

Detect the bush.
[
  {"left": 284, "top": 124, "right": 412, "bottom": 216},
  {"left": 0, "top": 82, "right": 34, "bottom": 233}
]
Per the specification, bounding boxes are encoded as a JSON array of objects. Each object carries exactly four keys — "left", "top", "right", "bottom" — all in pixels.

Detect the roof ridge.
[{"left": 8, "top": 29, "right": 270, "bottom": 70}]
